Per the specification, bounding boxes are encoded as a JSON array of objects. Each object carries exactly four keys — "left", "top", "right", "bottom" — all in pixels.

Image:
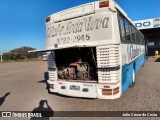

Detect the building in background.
[{"left": 134, "top": 18, "right": 160, "bottom": 56}]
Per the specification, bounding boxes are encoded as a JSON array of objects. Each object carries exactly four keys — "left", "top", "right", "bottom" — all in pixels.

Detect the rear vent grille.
[
  {"left": 48, "top": 53, "right": 56, "bottom": 68},
  {"left": 48, "top": 53, "right": 57, "bottom": 80},
  {"left": 96, "top": 45, "right": 119, "bottom": 68},
  {"left": 98, "top": 70, "right": 120, "bottom": 83},
  {"left": 96, "top": 45, "right": 120, "bottom": 83},
  {"left": 48, "top": 69, "right": 57, "bottom": 80}
]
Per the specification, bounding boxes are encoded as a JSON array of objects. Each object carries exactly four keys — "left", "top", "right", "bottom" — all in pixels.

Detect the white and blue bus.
[{"left": 31, "top": 0, "right": 145, "bottom": 99}]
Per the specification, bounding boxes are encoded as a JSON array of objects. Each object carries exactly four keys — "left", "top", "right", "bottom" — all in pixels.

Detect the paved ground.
[{"left": 0, "top": 59, "right": 160, "bottom": 120}]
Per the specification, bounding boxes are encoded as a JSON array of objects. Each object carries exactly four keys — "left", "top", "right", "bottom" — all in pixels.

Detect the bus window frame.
[{"left": 117, "top": 10, "right": 144, "bottom": 45}]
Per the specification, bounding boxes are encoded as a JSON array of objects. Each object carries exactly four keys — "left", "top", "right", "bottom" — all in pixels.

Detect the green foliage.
[{"left": 3, "top": 46, "right": 43, "bottom": 61}]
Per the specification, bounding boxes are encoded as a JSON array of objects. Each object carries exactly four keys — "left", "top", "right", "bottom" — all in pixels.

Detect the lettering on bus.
[
  {"left": 46, "top": 16, "right": 110, "bottom": 42},
  {"left": 128, "top": 45, "right": 142, "bottom": 60}
]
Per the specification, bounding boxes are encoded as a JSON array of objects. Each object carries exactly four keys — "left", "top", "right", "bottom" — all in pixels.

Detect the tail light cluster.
[
  {"left": 102, "top": 86, "right": 119, "bottom": 95},
  {"left": 99, "top": 0, "right": 109, "bottom": 8},
  {"left": 113, "top": 87, "right": 119, "bottom": 95},
  {"left": 102, "top": 89, "right": 112, "bottom": 95}
]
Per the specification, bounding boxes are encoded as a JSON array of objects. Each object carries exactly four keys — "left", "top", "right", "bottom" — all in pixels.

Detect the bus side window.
[
  {"left": 131, "top": 26, "right": 136, "bottom": 43},
  {"left": 139, "top": 34, "right": 142, "bottom": 44},
  {"left": 124, "top": 19, "right": 130, "bottom": 41},
  {"left": 139, "top": 33, "right": 142, "bottom": 44},
  {"left": 128, "top": 23, "right": 133, "bottom": 43},
  {"left": 143, "top": 38, "right": 145, "bottom": 45},
  {"left": 135, "top": 30, "right": 139, "bottom": 44},
  {"left": 141, "top": 35, "right": 145, "bottom": 45},
  {"left": 118, "top": 14, "right": 125, "bottom": 42}
]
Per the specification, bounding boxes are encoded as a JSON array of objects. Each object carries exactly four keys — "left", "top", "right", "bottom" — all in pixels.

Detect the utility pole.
[{"left": 0, "top": 52, "right": 3, "bottom": 63}]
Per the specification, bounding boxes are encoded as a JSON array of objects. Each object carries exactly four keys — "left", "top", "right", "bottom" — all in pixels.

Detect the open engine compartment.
[{"left": 54, "top": 47, "right": 98, "bottom": 81}]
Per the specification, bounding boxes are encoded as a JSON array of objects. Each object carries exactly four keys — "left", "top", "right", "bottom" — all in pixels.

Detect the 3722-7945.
[{"left": 56, "top": 34, "right": 90, "bottom": 44}]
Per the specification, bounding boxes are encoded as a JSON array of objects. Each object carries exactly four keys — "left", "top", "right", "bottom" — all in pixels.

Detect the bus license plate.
[{"left": 69, "top": 85, "right": 80, "bottom": 91}]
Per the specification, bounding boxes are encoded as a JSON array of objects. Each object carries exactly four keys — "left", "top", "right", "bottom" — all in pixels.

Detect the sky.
[{"left": 0, "top": 0, "right": 160, "bottom": 52}]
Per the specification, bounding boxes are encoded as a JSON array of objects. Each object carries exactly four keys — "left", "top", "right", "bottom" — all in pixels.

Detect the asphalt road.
[{"left": 0, "top": 59, "right": 160, "bottom": 120}]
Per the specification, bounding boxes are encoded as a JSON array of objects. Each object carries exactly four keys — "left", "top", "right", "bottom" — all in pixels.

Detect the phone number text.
[{"left": 56, "top": 34, "right": 90, "bottom": 44}]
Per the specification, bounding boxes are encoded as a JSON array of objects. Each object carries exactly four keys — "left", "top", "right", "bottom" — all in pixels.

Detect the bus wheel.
[{"left": 130, "top": 69, "right": 136, "bottom": 88}]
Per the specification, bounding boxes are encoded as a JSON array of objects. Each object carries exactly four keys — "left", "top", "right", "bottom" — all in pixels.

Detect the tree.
[{"left": 3, "top": 46, "right": 42, "bottom": 61}]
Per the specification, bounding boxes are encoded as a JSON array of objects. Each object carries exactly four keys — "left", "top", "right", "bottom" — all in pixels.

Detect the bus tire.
[{"left": 130, "top": 68, "right": 136, "bottom": 88}]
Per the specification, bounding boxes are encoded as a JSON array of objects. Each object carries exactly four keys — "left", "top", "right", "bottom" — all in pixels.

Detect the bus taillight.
[
  {"left": 58, "top": 82, "right": 63, "bottom": 84},
  {"left": 46, "top": 16, "right": 51, "bottom": 23},
  {"left": 103, "top": 85, "right": 110, "bottom": 88},
  {"left": 99, "top": 0, "right": 109, "bottom": 8},
  {"left": 102, "top": 89, "right": 112, "bottom": 95},
  {"left": 113, "top": 87, "right": 119, "bottom": 95}
]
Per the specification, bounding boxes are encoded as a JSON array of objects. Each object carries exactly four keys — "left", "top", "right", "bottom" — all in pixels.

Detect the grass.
[{"left": 1, "top": 58, "right": 43, "bottom": 63}]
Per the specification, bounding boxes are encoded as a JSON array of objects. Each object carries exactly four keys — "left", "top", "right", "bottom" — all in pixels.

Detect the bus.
[{"left": 32, "top": 0, "right": 145, "bottom": 99}]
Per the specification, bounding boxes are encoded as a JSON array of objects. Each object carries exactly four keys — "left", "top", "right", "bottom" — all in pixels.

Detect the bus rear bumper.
[{"left": 47, "top": 80, "right": 121, "bottom": 99}]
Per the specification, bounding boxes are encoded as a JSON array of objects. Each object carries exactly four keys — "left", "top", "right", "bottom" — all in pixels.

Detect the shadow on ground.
[
  {"left": 0, "top": 92, "right": 10, "bottom": 107},
  {"left": 154, "top": 58, "right": 160, "bottom": 62},
  {"left": 31, "top": 100, "right": 54, "bottom": 120},
  {"left": 38, "top": 72, "right": 49, "bottom": 90},
  {"left": 38, "top": 72, "right": 49, "bottom": 83}
]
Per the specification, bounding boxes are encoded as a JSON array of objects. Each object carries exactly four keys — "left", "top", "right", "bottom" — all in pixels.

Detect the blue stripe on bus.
[{"left": 122, "top": 54, "right": 145, "bottom": 94}]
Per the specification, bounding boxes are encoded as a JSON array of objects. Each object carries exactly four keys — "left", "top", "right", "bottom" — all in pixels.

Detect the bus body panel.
[
  {"left": 46, "top": 13, "right": 113, "bottom": 49},
  {"left": 122, "top": 53, "right": 145, "bottom": 94}
]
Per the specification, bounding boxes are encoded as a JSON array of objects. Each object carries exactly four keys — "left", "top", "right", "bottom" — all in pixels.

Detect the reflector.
[
  {"left": 102, "top": 89, "right": 112, "bottom": 95},
  {"left": 99, "top": 0, "right": 109, "bottom": 8},
  {"left": 103, "top": 85, "right": 110, "bottom": 88},
  {"left": 46, "top": 16, "right": 51, "bottom": 22}
]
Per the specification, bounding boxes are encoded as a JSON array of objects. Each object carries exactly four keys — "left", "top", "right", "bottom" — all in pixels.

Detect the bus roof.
[{"left": 46, "top": 0, "right": 132, "bottom": 24}]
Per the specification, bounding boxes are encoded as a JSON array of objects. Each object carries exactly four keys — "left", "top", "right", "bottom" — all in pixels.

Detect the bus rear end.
[{"left": 46, "top": 0, "right": 121, "bottom": 99}]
